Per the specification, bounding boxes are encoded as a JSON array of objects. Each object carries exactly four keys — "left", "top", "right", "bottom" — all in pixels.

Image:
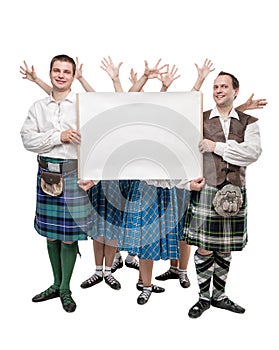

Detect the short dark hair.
[
  {"left": 50, "top": 54, "right": 76, "bottom": 76},
  {"left": 217, "top": 71, "right": 239, "bottom": 89}
]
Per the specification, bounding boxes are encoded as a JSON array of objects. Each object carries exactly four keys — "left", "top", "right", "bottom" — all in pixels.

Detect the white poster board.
[{"left": 77, "top": 92, "right": 203, "bottom": 180}]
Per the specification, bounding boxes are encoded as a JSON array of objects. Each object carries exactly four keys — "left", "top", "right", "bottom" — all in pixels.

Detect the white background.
[{"left": 1, "top": 0, "right": 277, "bottom": 349}]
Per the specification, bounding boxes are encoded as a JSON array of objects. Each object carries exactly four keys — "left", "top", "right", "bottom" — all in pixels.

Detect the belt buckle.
[{"left": 48, "top": 163, "right": 61, "bottom": 173}]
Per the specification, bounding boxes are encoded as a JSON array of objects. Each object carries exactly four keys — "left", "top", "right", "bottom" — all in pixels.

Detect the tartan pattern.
[
  {"left": 88, "top": 180, "right": 130, "bottom": 243},
  {"left": 194, "top": 251, "right": 215, "bottom": 301},
  {"left": 183, "top": 186, "right": 248, "bottom": 251},
  {"left": 121, "top": 180, "right": 180, "bottom": 260},
  {"left": 176, "top": 188, "right": 190, "bottom": 240},
  {"left": 212, "top": 252, "right": 232, "bottom": 300},
  {"left": 35, "top": 158, "right": 93, "bottom": 241}
]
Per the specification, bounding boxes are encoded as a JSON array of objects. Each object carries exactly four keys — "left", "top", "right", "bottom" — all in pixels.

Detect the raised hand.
[
  {"left": 242, "top": 93, "right": 267, "bottom": 110},
  {"left": 20, "top": 60, "right": 37, "bottom": 82},
  {"left": 236, "top": 93, "right": 268, "bottom": 112},
  {"left": 194, "top": 58, "right": 215, "bottom": 81},
  {"left": 129, "top": 68, "right": 139, "bottom": 85},
  {"left": 75, "top": 57, "right": 84, "bottom": 80},
  {"left": 101, "top": 56, "right": 123, "bottom": 80},
  {"left": 143, "top": 59, "right": 167, "bottom": 79},
  {"left": 158, "top": 64, "right": 181, "bottom": 89}
]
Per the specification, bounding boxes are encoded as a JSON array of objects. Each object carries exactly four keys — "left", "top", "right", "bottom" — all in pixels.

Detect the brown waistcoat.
[{"left": 203, "top": 109, "right": 258, "bottom": 187}]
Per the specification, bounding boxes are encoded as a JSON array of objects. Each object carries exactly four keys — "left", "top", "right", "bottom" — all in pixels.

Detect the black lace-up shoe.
[
  {"left": 137, "top": 287, "right": 152, "bottom": 305},
  {"left": 211, "top": 297, "right": 245, "bottom": 314},
  {"left": 155, "top": 268, "right": 179, "bottom": 281},
  {"left": 125, "top": 259, "right": 139, "bottom": 270},
  {"left": 136, "top": 283, "right": 165, "bottom": 293},
  {"left": 104, "top": 274, "right": 121, "bottom": 290},
  {"left": 60, "top": 290, "right": 76, "bottom": 313},
  {"left": 32, "top": 285, "right": 60, "bottom": 302},
  {"left": 188, "top": 299, "right": 211, "bottom": 318},
  {"left": 111, "top": 256, "right": 123, "bottom": 273},
  {"left": 80, "top": 273, "right": 103, "bottom": 289},
  {"left": 179, "top": 272, "right": 191, "bottom": 288}
]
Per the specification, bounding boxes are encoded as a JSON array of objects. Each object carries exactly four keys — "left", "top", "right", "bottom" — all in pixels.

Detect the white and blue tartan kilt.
[
  {"left": 183, "top": 185, "right": 248, "bottom": 251},
  {"left": 88, "top": 180, "right": 130, "bottom": 245},
  {"left": 121, "top": 180, "right": 180, "bottom": 261},
  {"left": 35, "top": 161, "right": 93, "bottom": 242}
]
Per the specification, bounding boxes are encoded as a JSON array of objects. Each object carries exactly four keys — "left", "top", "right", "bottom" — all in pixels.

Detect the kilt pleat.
[
  {"left": 183, "top": 185, "right": 248, "bottom": 251},
  {"left": 121, "top": 180, "right": 180, "bottom": 260},
  {"left": 88, "top": 180, "right": 129, "bottom": 244}
]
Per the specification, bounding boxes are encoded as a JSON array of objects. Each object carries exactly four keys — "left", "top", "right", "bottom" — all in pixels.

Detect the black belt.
[{"left": 37, "top": 156, "right": 77, "bottom": 173}]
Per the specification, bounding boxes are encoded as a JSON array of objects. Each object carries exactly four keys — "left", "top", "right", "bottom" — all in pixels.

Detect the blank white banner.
[{"left": 77, "top": 92, "right": 203, "bottom": 180}]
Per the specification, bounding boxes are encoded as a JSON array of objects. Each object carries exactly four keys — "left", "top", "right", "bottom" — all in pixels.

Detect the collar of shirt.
[
  {"left": 46, "top": 91, "right": 76, "bottom": 105},
  {"left": 209, "top": 106, "right": 239, "bottom": 120}
]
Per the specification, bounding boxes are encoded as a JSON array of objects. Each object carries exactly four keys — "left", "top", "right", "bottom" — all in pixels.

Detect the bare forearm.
[
  {"left": 34, "top": 78, "right": 52, "bottom": 95},
  {"left": 77, "top": 76, "right": 95, "bottom": 92},
  {"left": 112, "top": 77, "right": 123, "bottom": 92},
  {"left": 191, "top": 77, "right": 205, "bottom": 92},
  {"left": 128, "top": 75, "right": 148, "bottom": 92},
  {"left": 235, "top": 103, "right": 246, "bottom": 112}
]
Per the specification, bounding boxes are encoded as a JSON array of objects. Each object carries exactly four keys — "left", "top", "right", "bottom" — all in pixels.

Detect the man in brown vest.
[{"left": 185, "top": 71, "right": 262, "bottom": 318}]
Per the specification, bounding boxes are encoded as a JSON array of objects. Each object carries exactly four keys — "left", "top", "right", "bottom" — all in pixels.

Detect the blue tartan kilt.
[
  {"left": 183, "top": 185, "right": 248, "bottom": 251},
  {"left": 121, "top": 180, "right": 180, "bottom": 261},
  {"left": 87, "top": 180, "right": 129, "bottom": 245},
  {"left": 35, "top": 160, "right": 93, "bottom": 242}
]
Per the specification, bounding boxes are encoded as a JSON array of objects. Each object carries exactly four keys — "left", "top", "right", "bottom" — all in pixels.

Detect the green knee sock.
[
  {"left": 60, "top": 242, "right": 78, "bottom": 291},
  {"left": 47, "top": 240, "right": 62, "bottom": 290}
]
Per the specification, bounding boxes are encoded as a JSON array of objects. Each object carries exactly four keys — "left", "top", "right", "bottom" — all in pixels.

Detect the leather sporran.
[
  {"left": 212, "top": 184, "right": 243, "bottom": 217},
  {"left": 40, "top": 171, "right": 63, "bottom": 196}
]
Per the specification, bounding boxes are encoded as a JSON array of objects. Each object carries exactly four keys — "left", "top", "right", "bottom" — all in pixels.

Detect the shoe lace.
[
  {"left": 152, "top": 285, "right": 162, "bottom": 292},
  {"left": 140, "top": 288, "right": 152, "bottom": 300},
  {"left": 112, "top": 258, "right": 121, "bottom": 269},
  {"left": 179, "top": 273, "right": 189, "bottom": 283},
  {"left": 105, "top": 274, "right": 117, "bottom": 285},
  {"left": 222, "top": 297, "right": 232, "bottom": 305},
  {"left": 41, "top": 286, "right": 58, "bottom": 297},
  {"left": 88, "top": 273, "right": 102, "bottom": 283},
  {"left": 126, "top": 259, "right": 139, "bottom": 268},
  {"left": 164, "top": 269, "right": 174, "bottom": 278},
  {"left": 60, "top": 290, "right": 73, "bottom": 305},
  {"left": 198, "top": 299, "right": 209, "bottom": 308}
]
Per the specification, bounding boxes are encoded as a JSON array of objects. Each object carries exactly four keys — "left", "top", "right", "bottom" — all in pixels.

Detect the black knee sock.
[
  {"left": 212, "top": 252, "right": 232, "bottom": 301},
  {"left": 194, "top": 250, "right": 214, "bottom": 301}
]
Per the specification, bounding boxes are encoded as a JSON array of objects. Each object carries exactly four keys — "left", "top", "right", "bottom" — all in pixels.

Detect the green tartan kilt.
[{"left": 183, "top": 185, "right": 248, "bottom": 251}]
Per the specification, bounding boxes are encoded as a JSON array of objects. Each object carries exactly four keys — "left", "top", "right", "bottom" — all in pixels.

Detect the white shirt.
[
  {"left": 211, "top": 107, "right": 262, "bottom": 167},
  {"left": 20, "top": 91, "right": 78, "bottom": 159}
]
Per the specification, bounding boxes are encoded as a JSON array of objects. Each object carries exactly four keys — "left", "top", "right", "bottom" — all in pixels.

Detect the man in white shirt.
[
  {"left": 21, "top": 54, "right": 93, "bottom": 313},
  {"left": 185, "top": 71, "right": 262, "bottom": 318}
]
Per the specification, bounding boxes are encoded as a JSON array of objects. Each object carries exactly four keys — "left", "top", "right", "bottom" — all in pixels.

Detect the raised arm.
[
  {"left": 236, "top": 93, "right": 268, "bottom": 112},
  {"left": 20, "top": 60, "right": 52, "bottom": 94},
  {"left": 128, "top": 59, "right": 167, "bottom": 92},
  {"left": 158, "top": 64, "right": 181, "bottom": 92},
  {"left": 100, "top": 56, "right": 123, "bottom": 92},
  {"left": 75, "top": 57, "right": 95, "bottom": 92},
  {"left": 191, "top": 58, "right": 215, "bottom": 91},
  {"left": 129, "top": 68, "right": 143, "bottom": 92}
]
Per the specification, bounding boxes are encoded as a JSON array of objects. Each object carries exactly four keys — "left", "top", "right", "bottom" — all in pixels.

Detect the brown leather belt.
[{"left": 37, "top": 156, "right": 77, "bottom": 173}]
